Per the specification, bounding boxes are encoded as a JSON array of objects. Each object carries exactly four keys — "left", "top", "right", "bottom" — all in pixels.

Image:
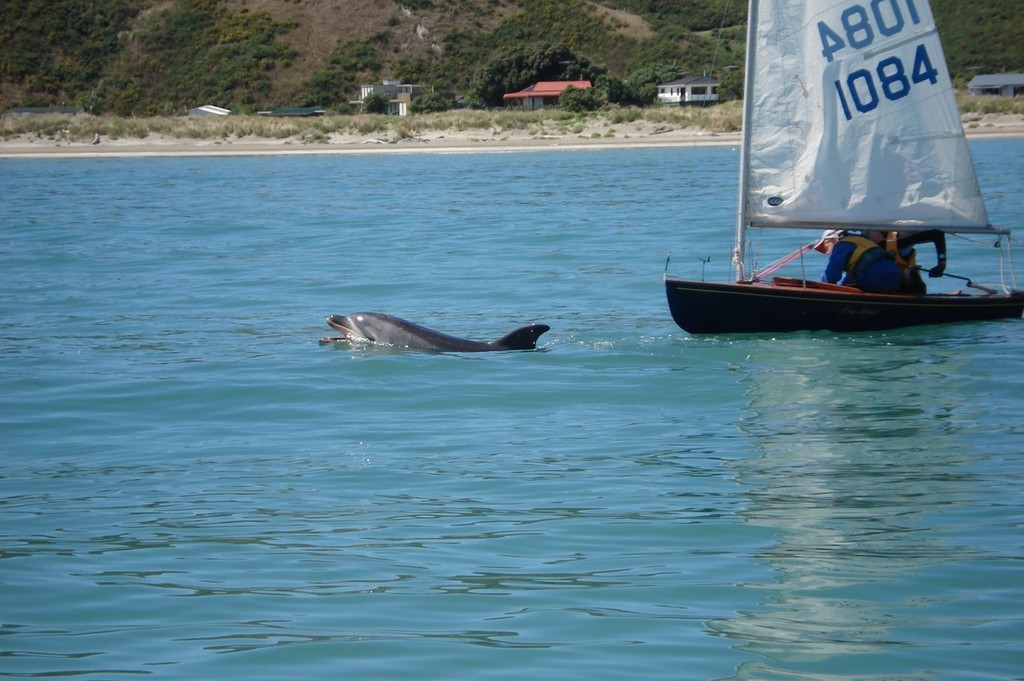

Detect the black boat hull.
[{"left": 665, "top": 277, "right": 1024, "bottom": 334}]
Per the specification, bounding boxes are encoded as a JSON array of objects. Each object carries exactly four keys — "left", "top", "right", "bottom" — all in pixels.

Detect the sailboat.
[{"left": 664, "top": 0, "right": 1024, "bottom": 333}]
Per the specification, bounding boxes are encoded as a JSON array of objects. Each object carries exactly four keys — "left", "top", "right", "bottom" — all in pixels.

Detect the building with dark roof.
[
  {"left": 966, "top": 73, "right": 1024, "bottom": 97},
  {"left": 657, "top": 76, "right": 720, "bottom": 105}
]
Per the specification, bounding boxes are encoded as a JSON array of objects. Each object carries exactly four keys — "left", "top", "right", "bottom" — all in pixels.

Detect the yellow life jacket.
[
  {"left": 885, "top": 231, "right": 917, "bottom": 269},
  {"left": 840, "top": 235, "right": 886, "bottom": 276}
]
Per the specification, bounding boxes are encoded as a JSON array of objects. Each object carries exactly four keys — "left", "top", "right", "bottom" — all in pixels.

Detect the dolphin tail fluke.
[{"left": 493, "top": 324, "right": 550, "bottom": 350}]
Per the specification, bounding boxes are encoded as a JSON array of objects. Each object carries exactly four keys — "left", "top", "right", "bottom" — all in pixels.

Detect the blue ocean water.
[{"left": 1, "top": 140, "right": 1023, "bottom": 680}]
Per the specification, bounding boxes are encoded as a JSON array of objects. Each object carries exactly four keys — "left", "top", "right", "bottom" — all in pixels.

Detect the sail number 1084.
[{"left": 818, "top": 0, "right": 940, "bottom": 121}]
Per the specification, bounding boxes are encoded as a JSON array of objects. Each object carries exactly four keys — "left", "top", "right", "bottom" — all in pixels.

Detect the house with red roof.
[{"left": 503, "top": 80, "right": 592, "bottom": 110}]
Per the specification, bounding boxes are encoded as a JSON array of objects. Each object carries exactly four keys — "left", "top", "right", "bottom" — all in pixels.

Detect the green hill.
[{"left": 1, "top": 0, "right": 1020, "bottom": 115}]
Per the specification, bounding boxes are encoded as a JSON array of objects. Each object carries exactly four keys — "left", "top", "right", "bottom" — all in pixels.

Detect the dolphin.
[{"left": 322, "top": 313, "right": 550, "bottom": 352}]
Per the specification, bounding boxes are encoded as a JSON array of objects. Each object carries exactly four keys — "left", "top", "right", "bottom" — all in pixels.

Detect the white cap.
[{"left": 814, "top": 229, "right": 844, "bottom": 253}]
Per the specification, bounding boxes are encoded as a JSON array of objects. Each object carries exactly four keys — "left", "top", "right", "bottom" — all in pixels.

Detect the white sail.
[{"left": 741, "top": 0, "right": 996, "bottom": 234}]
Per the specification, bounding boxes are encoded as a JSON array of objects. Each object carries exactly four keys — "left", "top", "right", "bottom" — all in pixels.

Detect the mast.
[{"left": 733, "top": 0, "right": 759, "bottom": 282}]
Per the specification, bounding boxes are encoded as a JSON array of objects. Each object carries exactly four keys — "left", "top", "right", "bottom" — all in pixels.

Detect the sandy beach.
[
  {"left": 0, "top": 118, "right": 741, "bottom": 158},
  {"left": 1, "top": 111, "right": 1022, "bottom": 158}
]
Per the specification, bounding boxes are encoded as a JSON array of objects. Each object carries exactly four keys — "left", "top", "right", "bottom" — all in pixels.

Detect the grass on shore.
[
  {"left": 2, "top": 96, "right": 1020, "bottom": 144},
  {"left": 1, "top": 102, "right": 744, "bottom": 144}
]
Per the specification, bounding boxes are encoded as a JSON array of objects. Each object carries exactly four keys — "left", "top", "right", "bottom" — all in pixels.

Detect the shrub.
[
  {"left": 362, "top": 92, "right": 388, "bottom": 114},
  {"left": 410, "top": 92, "right": 452, "bottom": 114},
  {"left": 559, "top": 86, "right": 598, "bottom": 113}
]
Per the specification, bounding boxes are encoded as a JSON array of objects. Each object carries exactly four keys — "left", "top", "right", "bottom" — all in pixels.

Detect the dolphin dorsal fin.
[{"left": 492, "top": 324, "right": 550, "bottom": 350}]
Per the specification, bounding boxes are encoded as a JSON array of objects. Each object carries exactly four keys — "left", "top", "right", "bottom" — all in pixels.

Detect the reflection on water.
[{"left": 709, "top": 336, "right": 992, "bottom": 680}]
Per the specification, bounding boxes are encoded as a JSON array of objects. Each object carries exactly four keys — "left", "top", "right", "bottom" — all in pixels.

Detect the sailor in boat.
[
  {"left": 818, "top": 230, "right": 902, "bottom": 294},
  {"left": 862, "top": 229, "right": 948, "bottom": 294}
]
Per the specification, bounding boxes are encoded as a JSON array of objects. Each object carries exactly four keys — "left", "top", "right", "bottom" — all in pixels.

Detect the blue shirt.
[
  {"left": 822, "top": 241, "right": 856, "bottom": 285},
  {"left": 822, "top": 241, "right": 902, "bottom": 293}
]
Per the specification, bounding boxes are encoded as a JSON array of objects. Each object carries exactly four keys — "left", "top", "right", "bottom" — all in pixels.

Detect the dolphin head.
[{"left": 325, "top": 313, "right": 376, "bottom": 342}]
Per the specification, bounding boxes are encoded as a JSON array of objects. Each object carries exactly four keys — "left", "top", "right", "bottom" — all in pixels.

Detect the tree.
[
  {"left": 717, "top": 69, "right": 743, "bottom": 102},
  {"left": 305, "top": 37, "right": 384, "bottom": 108},
  {"left": 362, "top": 92, "right": 388, "bottom": 114},
  {"left": 623, "top": 64, "right": 683, "bottom": 106},
  {"left": 410, "top": 92, "right": 452, "bottom": 114},
  {"left": 559, "top": 85, "right": 597, "bottom": 112},
  {"left": 89, "top": 0, "right": 295, "bottom": 115},
  {"left": 595, "top": 75, "right": 626, "bottom": 106},
  {"left": 471, "top": 43, "right": 605, "bottom": 108}
]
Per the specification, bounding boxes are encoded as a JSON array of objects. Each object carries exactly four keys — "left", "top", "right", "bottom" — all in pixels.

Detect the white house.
[
  {"left": 359, "top": 80, "right": 430, "bottom": 116},
  {"left": 188, "top": 104, "right": 231, "bottom": 117},
  {"left": 657, "top": 76, "right": 720, "bottom": 105},
  {"left": 966, "top": 73, "right": 1024, "bottom": 97}
]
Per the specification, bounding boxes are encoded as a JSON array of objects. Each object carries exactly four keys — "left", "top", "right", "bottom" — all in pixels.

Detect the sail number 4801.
[
  {"left": 818, "top": 0, "right": 940, "bottom": 121},
  {"left": 818, "top": 0, "right": 922, "bottom": 62}
]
